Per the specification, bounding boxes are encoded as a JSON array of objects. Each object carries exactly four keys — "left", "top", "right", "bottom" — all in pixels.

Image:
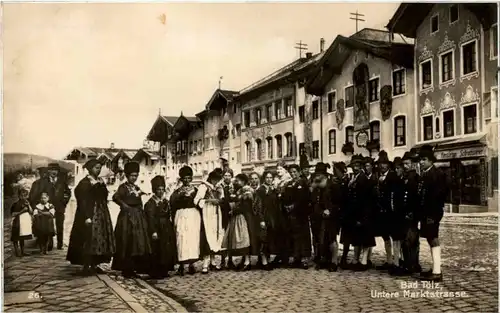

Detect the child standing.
[
  {"left": 144, "top": 176, "right": 177, "bottom": 279},
  {"left": 10, "top": 187, "right": 33, "bottom": 257},
  {"left": 32, "top": 192, "right": 56, "bottom": 254}
]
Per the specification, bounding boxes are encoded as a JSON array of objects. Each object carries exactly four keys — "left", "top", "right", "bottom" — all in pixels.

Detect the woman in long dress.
[
  {"left": 253, "top": 171, "right": 280, "bottom": 270},
  {"left": 217, "top": 169, "right": 235, "bottom": 269},
  {"left": 271, "top": 162, "right": 292, "bottom": 267},
  {"left": 10, "top": 187, "right": 33, "bottom": 257},
  {"left": 144, "top": 176, "right": 177, "bottom": 278},
  {"left": 195, "top": 169, "right": 224, "bottom": 274},
  {"left": 170, "top": 166, "right": 201, "bottom": 275},
  {"left": 67, "top": 159, "right": 116, "bottom": 274},
  {"left": 111, "top": 161, "right": 152, "bottom": 278},
  {"left": 222, "top": 174, "right": 259, "bottom": 271}
]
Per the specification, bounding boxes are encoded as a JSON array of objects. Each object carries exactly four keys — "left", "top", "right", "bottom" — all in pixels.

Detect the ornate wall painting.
[
  {"left": 439, "top": 92, "right": 457, "bottom": 111},
  {"left": 438, "top": 33, "right": 457, "bottom": 90},
  {"left": 336, "top": 99, "right": 345, "bottom": 129},
  {"left": 355, "top": 130, "right": 369, "bottom": 148},
  {"left": 380, "top": 85, "right": 393, "bottom": 121},
  {"left": 421, "top": 98, "right": 436, "bottom": 115},
  {"left": 352, "top": 63, "right": 370, "bottom": 131},
  {"left": 460, "top": 85, "right": 481, "bottom": 105},
  {"left": 459, "top": 22, "right": 480, "bottom": 82}
]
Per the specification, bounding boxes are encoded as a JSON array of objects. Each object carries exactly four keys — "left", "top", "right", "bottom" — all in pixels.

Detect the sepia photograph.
[{"left": 2, "top": 1, "right": 499, "bottom": 312}]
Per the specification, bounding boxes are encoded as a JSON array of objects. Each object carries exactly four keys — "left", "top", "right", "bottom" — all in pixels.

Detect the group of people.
[
  {"left": 9, "top": 144, "right": 447, "bottom": 284},
  {"left": 10, "top": 163, "right": 72, "bottom": 257}
]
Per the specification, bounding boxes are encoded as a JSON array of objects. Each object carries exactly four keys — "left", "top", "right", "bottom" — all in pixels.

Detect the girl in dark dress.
[
  {"left": 10, "top": 188, "right": 33, "bottom": 257},
  {"left": 144, "top": 176, "right": 177, "bottom": 279},
  {"left": 217, "top": 169, "right": 236, "bottom": 269},
  {"left": 32, "top": 192, "right": 56, "bottom": 255},
  {"left": 111, "top": 161, "right": 152, "bottom": 278},
  {"left": 170, "top": 166, "right": 201, "bottom": 276},
  {"left": 67, "top": 159, "right": 116, "bottom": 274},
  {"left": 222, "top": 174, "right": 259, "bottom": 271},
  {"left": 253, "top": 171, "right": 279, "bottom": 270}
]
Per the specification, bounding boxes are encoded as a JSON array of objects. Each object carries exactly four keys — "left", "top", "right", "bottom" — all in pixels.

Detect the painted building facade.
[
  {"left": 305, "top": 29, "right": 415, "bottom": 164},
  {"left": 387, "top": 3, "right": 498, "bottom": 212},
  {"left": 197, "top": 89, "right": 242, "bottom": 175},
  {"left": 239, "top": 52, "right": 324, "bottom": 174}
]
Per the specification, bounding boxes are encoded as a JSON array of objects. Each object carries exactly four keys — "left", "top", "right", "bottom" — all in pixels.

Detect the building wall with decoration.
[
  {"left": 304, "top": 50, "right": 416, "bottom": 165},
  {"left": 240, "top": 84, "right": 298, "bottom": 174},
  {"left": 404, "top": 3, "right": 497, "bottom": 212}
]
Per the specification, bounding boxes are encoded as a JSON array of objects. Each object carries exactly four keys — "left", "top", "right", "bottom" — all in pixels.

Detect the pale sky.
[{"left": 3, "top": 2, "right": 399, "bottom": 159}]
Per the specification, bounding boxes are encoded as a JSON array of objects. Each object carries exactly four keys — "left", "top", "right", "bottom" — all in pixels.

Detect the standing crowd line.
[{"left": 8, "top": 144, "right": 447, "bottom": 283}]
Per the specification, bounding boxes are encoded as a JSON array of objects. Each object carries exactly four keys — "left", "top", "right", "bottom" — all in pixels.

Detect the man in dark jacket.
[
  {"left": 392, "top": 151, "right": 422, "bottom": 276},
  {"left": 373, "top": 151, "right": 398, "bottom": 270},
  {"left": 416, "top": 145, "right": 446, "bottom": 282},
  {"left": 310, "top": 163, "right": 342, "bottom": 272},
  {"left": 363, "top": 156, "right": 377, "bottom": 267},
  {"left": 29, "top": 163, "right": 71, "bottom": 250}
]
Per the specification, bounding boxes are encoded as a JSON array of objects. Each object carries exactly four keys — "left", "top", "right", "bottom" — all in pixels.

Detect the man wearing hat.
[
  {"left": 29, "top": 162, "right": 71, "bottom": 250},
  {"left": 416, "top": 145, "right": 446, "bottom": 282},
  {"left": 373, "top": 151, "right": 399, "bottom": 271},
  {"left": 363, "top": 156, "right": 377, "bottom": 267},
  {"left": 310, "top": 162, "right": 342, "bottom": 271},
  {"left": 392, "top": 151, "right": 422, "bottom": 275},
  {"left": 343, "top": 154, "right": 375, "bottom": 271}
]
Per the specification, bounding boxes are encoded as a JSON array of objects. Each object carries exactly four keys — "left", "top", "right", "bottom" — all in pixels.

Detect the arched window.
[
  {"left": 369, "top": 121, "right": 380, "bottom": 141},
  {"left": 345, "top": 126, "right": 354, "bottom": 144},
  {"left": 245, "top": 141, "right": 251, "bottom": 162},
  {"left": 266, "top": 137, "right": 273, "bottom": 159},
  {"left": 328, "top": 129, "right": 336, "bottom": 154},
  {"left": 256, "top": 139, "right": 263, "bottom": 161},
  {"left": 284, "top": 133, "right": 293, "bottom": 157},
  {"left": 275, "top": 135, "right": 283, "bottom": 158},
  {"left": 394, "top": 116, "right": 406, "bottom": 147}
]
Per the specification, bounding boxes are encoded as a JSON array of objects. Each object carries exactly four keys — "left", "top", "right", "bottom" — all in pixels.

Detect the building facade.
[
  {"left": 388, "top": 3, "right": 498, "bottom": 212},
  {"left": 197, "top": 89, "right": 242, "bottom": 175},
  {"left": 305, "top": 29, "right": 415, "bottom": 164},
  {"left": 239, "top": 52, "right": 324, "bottom": 174}
]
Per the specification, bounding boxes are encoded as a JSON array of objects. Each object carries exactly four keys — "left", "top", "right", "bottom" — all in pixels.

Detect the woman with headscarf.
[
  {"left": 170, "top": 166, "right": 201, "bottom": 275},
  {"left": 195, "top": 169, "right": 224, "bottom": 274},
  {"left": 111, "top": 161, "right": 152, "bottom": 278},
  {"left": 67, "top": 159, "right": 116, "bottom": 275},
  {"left": 222, "top": 173, "right": 259, "bottom": 271},
  {"left": 270, "top": 161, "right": 292, "bottom": 267},
  {"left": 144, "top": 176, "right": 177, "bottom": 278}
]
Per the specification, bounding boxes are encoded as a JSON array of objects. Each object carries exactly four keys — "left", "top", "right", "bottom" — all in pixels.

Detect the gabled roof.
[
  {"left": 111, "top": 149, "right": 140, "bottom": 163},
  {"left": 239, "top": 52, "right": 324, "bottom": 99},
  {"left": 205, "top": 89, "right": 239, "bottom": 111},
  {"left": 161, "top": 116, "right": 178, "bottom": 126},
  {"left": 306, "top": 33, "right": 414, "bottom": 96},
  {"left": 147, "top": 115, "right": 178, "bottom": 142},
  {"left": 387, "top": 3, "right": 497, "bottom": 38},
  {"left": 132, "top": 148, "right": 161, "bottom": 162},
  {"left": 173, "top": 114, "right": 200, "bottom": 133}
]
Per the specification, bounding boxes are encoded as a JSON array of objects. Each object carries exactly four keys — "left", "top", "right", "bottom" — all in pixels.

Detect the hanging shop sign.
[{"left": 435, "top": 146, "right": 486, "bottom": 160}]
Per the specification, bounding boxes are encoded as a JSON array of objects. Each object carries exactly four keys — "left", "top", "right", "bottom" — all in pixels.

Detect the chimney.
[
  {"left": 110, "top": 142, "right": 115, "bottom": 149},
  {"left": 306, "top": 52, "right": 313, "bottom": 58},
  {"left": 320, "top": 38, "right": 325, "bottom": 52}
]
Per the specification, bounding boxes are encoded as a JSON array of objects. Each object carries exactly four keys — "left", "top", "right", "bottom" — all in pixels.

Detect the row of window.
[
  {"left": 422, "top": 103, "right": 478, "bottom": 141},
  {"left": 420, "top": 40, "right": 478, "bottom": 91},
  {"left": 244, "top": 133, "right": 294, "bottom": 162},
  {"left": 297, "top": 69, "right": 405, "bottom": 121},
  {"left": 243, "top": 97, "right": 293, "bottom": 128}
]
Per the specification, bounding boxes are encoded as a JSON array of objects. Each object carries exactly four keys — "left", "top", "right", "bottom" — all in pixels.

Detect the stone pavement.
[{"left": 146, "top": 223, "right": 498, "bottom": 313}]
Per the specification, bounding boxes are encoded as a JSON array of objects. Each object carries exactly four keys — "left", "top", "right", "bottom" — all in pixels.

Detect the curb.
[
  {"left": 441, "top": 222, "right": 498, "bottom": 228},
  {"left": 135, "top": 278, "right": 188, "bottom": 313},
  {"left": 97, "top": 274, "right": 148, "bottom": 313}
]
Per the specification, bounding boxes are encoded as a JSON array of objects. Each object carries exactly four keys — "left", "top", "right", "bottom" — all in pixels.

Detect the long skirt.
[
  {"left": 112, "top": 207, "right": 152, "bottom": 273},
  {"left": 174, "top": 208, "right": 201, "bottom": 263},
  {"left": 201, "top": 203, "right": 224, "bottom": 254},
  {"left": 85, "top": 204, "right": 116, "bottom": 265},
  {"left": 288, "top": 215, "right": 312, "bottom": 258},
  {"left": 222, "top": 214, "right": 250, "bottom": 256},
  {"left": 11, "top": 213, "right": 33, "bottom": 241}
]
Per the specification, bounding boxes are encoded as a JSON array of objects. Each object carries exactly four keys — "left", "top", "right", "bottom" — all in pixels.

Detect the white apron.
[
  {"left": 18, "top": 212, "right": 32, "bottom": 237},
  {"left": 200, "top": 200, "right": 224, "bottom": 253},
  {"left": 174, "top": 208, "right": 201, "bottom": 262}
]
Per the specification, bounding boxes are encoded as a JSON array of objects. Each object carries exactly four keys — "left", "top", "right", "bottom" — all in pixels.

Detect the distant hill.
[{"left": 3, "top": 153, "right": 74, "bottom": 174}]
